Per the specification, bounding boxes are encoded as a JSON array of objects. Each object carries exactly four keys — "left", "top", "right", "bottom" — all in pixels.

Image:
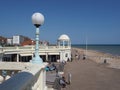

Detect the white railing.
[
  {"left": 0, "top": 62, "right": 48, "bottom": 90},
  {"left": 2, "top": 45, "right": 71, "bottom": 53}
]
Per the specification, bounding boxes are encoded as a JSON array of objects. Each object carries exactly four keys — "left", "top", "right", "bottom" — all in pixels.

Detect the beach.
[
  {"left": 71, "top": 47, "right": 120, "bottom": 69},
  {"left": 63, "top": 47, "right": 120, "bottom": 90}
]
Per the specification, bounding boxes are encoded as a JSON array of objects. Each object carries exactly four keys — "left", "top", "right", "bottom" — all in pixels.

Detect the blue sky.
[{"left": 0, "top": 0, "right": 120, "bottom": 44}]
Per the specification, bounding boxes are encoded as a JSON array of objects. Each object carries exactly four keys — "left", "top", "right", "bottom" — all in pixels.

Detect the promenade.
[{"left": 64, "top": 59, "right": 120, "bottom": 90}]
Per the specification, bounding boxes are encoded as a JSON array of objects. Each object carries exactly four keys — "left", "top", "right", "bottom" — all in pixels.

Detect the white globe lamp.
[{"left": 31, "top": 12, "right": 44, "bottom": 64}]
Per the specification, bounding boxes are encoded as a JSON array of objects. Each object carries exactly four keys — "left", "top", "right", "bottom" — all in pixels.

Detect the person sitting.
[
  {"left": 59, "top": 76, "right": 66, "bottom": 88},
  {"left": 45, "top": 66, "right": 50, "bottom": 71},
  {"left": 83, "top": 54, "right": 86, "bottom": 60},
  {"left": 52, "top": 63, "right": 56, "bottom": 70}
]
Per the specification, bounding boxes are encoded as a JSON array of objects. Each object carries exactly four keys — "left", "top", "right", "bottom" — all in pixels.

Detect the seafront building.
[
  {"left": 0, "top": 34, "right": 71, "bottom": 62},
  {"left": 0, "top": 34, "right": 71, "bottom": 90}
]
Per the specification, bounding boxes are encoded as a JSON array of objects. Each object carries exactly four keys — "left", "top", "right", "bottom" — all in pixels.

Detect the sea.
[{"left": 72, "top": 44, "right": 120, "bottom": 56}]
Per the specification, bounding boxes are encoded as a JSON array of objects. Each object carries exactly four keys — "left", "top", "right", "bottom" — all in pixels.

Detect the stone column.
[
  {"left": 17, "top": 54, "right": 19, "bottom": 62},
  {"left": 46, "top": 53, "right": 48, "bottom": 62},
  {"left": 60, "top": 51, "right": 64, "bottom": 61},
  {"left": 60, "top": 51, "right": 62, "bottom": 60},
  {"left": 63, "top": 40, "right": 64, "bottom": 48}
]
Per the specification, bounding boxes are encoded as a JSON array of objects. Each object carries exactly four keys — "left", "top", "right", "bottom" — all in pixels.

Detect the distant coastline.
[
  {"left": 72, "top": 44, "right": 120, "bottom": 46},
  {"left": 72, "top": 44, "right": 120, "bottom": 56}
]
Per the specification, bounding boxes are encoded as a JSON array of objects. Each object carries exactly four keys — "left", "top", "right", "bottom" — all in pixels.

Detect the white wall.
[
  {"left": 7, "top": 38, "right": 13, "bottom": 45},
  {"left": 13, "top": 36, "right": 20, "bottom": 45}
]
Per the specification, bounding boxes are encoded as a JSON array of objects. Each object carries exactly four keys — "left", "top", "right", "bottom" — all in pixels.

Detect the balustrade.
[
  {"left": 0, "top": 62, "right": 48, "bottom": 90},
  {"left": 0, "top": 45, "right": 71, "bottom": 53}
]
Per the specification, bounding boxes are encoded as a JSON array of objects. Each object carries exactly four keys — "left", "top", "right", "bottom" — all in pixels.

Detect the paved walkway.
[{"left": 64, "top": 59, "right": 120, "bottom": 90}]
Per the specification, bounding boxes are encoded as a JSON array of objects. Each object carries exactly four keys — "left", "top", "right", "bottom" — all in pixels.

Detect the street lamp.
[{"left": 31, "top": 12, "right": 44, "bottom": 64}]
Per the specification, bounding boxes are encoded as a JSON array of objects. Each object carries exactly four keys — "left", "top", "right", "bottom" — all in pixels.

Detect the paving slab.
[{"left": 64, "top": 60, "right": 120, "bottom": 90}]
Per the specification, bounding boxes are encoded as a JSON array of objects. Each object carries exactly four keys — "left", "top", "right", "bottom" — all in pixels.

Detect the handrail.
[
  {"left": 0, "top": 62, "right": 48, "bottom": 90},
  {"left": 0, "top": 72, "right": 33, "bottom": 90}
]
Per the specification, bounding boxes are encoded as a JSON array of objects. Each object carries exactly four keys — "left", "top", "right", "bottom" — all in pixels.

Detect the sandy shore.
[{"left": 71, "top": 47, "right": 120, "bottom": 69}]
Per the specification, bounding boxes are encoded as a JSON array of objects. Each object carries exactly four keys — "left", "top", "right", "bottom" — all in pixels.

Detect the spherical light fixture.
[
  {"left": 31, "top": 12, "right": 44, "bottom": 64},
  {"left": 32, "top": 12, "right": 44, "bottom": 27}
]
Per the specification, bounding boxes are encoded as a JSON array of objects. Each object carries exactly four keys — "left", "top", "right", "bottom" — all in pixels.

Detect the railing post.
[
  {"left": 43, "top": 69, "right": 47, "bottom": 90},
  {"left": 39, "top": 69, "right": 44, "bottom": 90},
  {"left": 37, "top": 68, "right": 47, "bottom": 90}
]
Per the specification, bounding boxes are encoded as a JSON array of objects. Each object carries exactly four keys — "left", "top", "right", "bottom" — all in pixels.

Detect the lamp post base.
[{"left": 31, "top": 56, "right": 43, "bottom": 64}]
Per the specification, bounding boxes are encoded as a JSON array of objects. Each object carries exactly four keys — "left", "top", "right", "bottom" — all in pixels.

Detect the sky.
[{"left": 0, "top": 0, "right": 120, "bottom": 44}]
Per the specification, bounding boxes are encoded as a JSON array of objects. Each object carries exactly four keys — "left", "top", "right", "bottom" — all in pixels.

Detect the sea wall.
[{"left": 71, "top": 47, "right": 120, "bottom": 69}]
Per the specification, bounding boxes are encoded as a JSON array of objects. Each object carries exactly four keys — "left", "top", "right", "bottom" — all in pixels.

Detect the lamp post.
[{"left": 31, "top": 12, "right": 44, "bottom": 64}]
